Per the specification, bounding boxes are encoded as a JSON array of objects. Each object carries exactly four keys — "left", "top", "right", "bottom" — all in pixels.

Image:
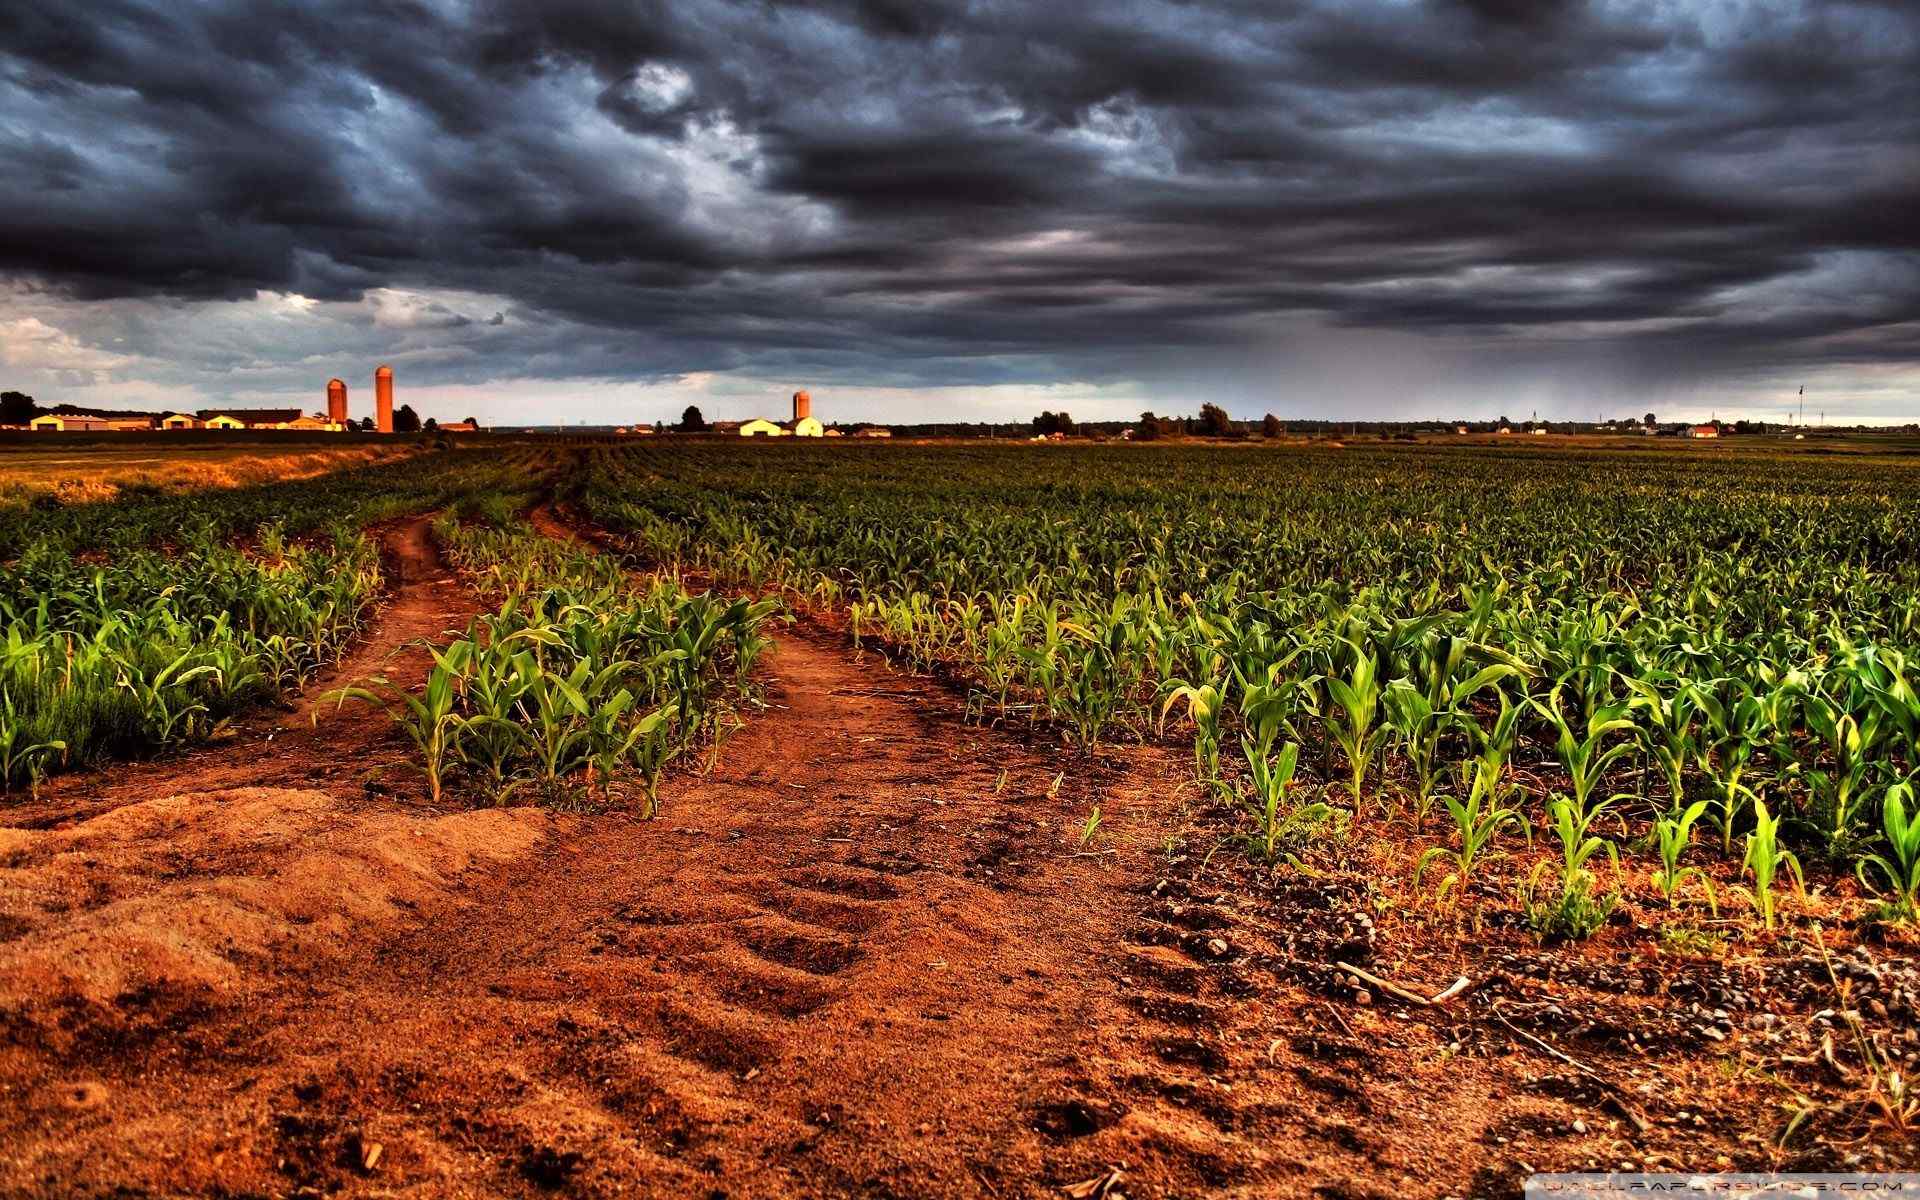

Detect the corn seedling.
[
  {"left": 1649, "top": 798, "right": 1717, "bottom": 913},
  {"left": 1323, "top": 636, "right": 1388, "bottom": 814},
  {"left": 1414, "top": 758, "right": 1525, "bottom": 908},
  {"left": 1857, "top": 780, "right": 1920, "bottom": 924},
  {"left": 324, "top": 657, "right": 466, "bottom": 805},
  {"left": 1240, "top": 738, "right": 1328, "bottom": 865},
  {"left": 1077, "top": 804, "right": 1103, "bottom": 851},
  {"left": 1740, "top": 796, "right": 1803, "bottom": 931}
]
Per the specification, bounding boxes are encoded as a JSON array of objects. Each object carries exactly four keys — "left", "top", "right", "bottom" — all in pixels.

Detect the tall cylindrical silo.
[
  {"left": 375, "top": 365, "right": 394, "bottom": 433},
  {"left": 326, "top": 378, "right": 348, "bottom": 426}
]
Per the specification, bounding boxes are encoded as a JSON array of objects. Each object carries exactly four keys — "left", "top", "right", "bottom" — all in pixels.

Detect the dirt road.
[{"left": 0, "top": 514, "right": 1267, "bottom": 1197}]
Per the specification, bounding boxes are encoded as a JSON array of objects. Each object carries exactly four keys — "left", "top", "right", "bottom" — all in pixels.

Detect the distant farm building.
[
  {"left": 29, "top": 414, "right": 114, "bottom": 431},
  {"left": 788, "top": 391, "right": 822, "bottom": 437},
  {"left": 1691, "top": 424, "right": 1720, "bottom": 439},
  {"left": 853, "top": 427, "right": 892, "bottom": 438},
  {"left": 738, "top": 390, "right": 827, "bottom": 437},
  {"left": 195, "top": 408, "right": 339, "bottom": 430},
  {"left": 160, "top": 412, "right": 198, "bottom": 429}
]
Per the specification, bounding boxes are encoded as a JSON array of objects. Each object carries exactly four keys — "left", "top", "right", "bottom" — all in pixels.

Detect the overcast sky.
[{"left": 2, "top": 0, "right": 1916, "bottom": 425}]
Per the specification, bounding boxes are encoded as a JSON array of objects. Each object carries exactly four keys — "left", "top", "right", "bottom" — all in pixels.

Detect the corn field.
[{"left": 577, "top": 439, "right": 1920, "bottom": 933}]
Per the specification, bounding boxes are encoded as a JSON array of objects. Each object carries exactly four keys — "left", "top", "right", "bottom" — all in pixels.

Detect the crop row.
[{"left": 327, "top": 498, "right": 778, "bottom": 808}]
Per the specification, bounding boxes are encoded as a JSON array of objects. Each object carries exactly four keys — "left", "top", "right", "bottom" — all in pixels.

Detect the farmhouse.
[
  {"left": 160, "top": 412, "right": 199, "bottom": 429},
  {"left": 1691, "top": 423, "right": 1720, "bottom": 439},
  {"left": 739, "top": 418, "right": 786, "bottom": 437}
]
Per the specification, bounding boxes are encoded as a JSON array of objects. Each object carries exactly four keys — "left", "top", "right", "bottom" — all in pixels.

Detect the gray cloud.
[{"left": 0, "top": 0, "right": 1915, "bottom": 416}]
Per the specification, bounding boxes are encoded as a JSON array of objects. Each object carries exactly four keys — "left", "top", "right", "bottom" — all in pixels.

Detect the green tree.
[
  {"left": 394, "top": 404, "right": 422, "bottom": 433},
  {"left": 1261, "top": 413, "right": 1283, "bottom": 438},
  {"left": 1198, "top": 403, "right": 1233, "bottom": 436},
  {"left": 679, "top": 405, "right": 708, "bottom": 432},
  {"left": 0, "top": 391, "right": 36, "bottom": 425}
]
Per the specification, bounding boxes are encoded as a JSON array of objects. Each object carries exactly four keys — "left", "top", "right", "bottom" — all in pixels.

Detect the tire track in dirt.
[{"left": 2, "top": 511, "right": 479, "bottom": 830}]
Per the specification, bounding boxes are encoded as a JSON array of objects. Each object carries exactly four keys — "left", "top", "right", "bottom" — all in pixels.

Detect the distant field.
[{"left": 0, "top": 434, "right": 420, "bottom": 504}]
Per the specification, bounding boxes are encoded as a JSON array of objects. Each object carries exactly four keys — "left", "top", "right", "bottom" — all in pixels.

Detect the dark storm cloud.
[{"left": 1, "top": 0, "right": 1917, "bottom": 394}]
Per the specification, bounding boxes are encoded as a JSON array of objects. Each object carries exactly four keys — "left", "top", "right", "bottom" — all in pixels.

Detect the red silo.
[
  {"left": 326, "top": 378, "right": 348, "bottom": 426},
  {"left": 374, "top": 365, "right": 394, "bottom": 433},
  {"left": 792, "top": 390, "right": 812, "bottom": 422}
]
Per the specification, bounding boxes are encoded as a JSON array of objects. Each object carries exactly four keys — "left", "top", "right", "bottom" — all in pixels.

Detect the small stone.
[{"left": 1572, "top": 1120, "right": 1588, "bottom": 1134}]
